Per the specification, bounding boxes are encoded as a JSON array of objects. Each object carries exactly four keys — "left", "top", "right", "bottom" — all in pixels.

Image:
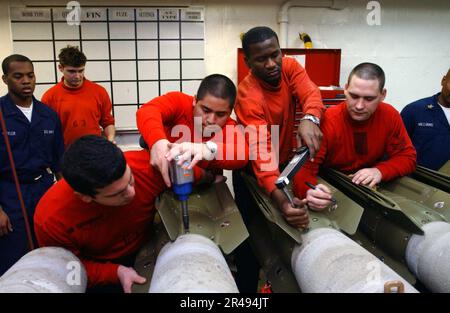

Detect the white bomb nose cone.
[
  {"left": 292, "top": 228, "right": 418, "bottom": 293},
  {"left": 406, "top": 221, "right": 450, "bottom": 293},
  {"left": 149, "top": 234, "right": 238, "bottom": 293}
]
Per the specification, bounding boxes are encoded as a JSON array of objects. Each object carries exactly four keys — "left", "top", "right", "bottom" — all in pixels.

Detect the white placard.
[
  {"left": 52, "top": 8, "right": 72, "bottom": 22},
  {"left": 109, "top": 8, "right": 135, "bottom": 21},
  {"left": 81, "top": 8, "right": 107, "bottom": 21},
  {"left": 136, "top": 8, "right": 157, "bottom": 21},
  {"left": 10, "top": 8, "right": 51, "bottom": 21},
  {"left": 181, "top": 9, "right": 203, "bottom": 22},
  {"left": 160, "top": 8, "right": 179, "bottom": 21}
]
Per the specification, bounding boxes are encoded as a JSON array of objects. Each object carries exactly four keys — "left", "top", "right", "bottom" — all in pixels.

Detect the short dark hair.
[
  {"left": 242, "top": 26, "right": 279, "bottom": 57},
  {"left": 62, "top": 135, "right": 126, "bottom": 197},
  {"left": 348, "top": 62, "right": 386, "bottom": 91},
  {"left": 445, "top": 68, "right": 450, "bottom": 77},
  {"left": 2, "top": 54, "right": 33, "bottom": 75},
  {"left": 197, "top": 74, "right": 237, "bottom": 109},
  {"left": 58, "top": 46, "right": 87, "bottom": 67}
]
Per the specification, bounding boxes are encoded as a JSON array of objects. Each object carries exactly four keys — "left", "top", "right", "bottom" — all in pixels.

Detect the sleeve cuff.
[
  {"left": 193, "top": 166, "right": 204, "bottom": 183},
  {"left": 304, "top": 108, "right": 324, "bottom": 120},
  {"left": 375, "top": 165, "right": 390, "bottom": 181},
  {"left": 145, "top": 131, "right": 168, "bottom": 148},
  {"left": 101, "top": 121, "right": 115, "bottom": 128},
  {"left": 261, "top": 175, "right": 278, "bottom": 195},
  {"left": 104, "top": 262, "right": 120, "bottom": 284}
]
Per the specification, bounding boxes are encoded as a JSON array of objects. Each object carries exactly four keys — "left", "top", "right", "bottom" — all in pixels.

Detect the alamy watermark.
[
  {"left": 66, "top": 260, "right": 82, "bottom": 286},
  {"left": 66, "top": 1, "right": 81, "bottom": 26},
  {"left": 366, "top": 1, "right": 381, "bottom": 26},
  {"left": 366, "top": 260, "right": 381, "bottom": 285}
]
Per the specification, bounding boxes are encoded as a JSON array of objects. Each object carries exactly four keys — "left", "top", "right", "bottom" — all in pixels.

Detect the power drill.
[{"left": 169, "top": 155, "right": 194, "bottom": 233}]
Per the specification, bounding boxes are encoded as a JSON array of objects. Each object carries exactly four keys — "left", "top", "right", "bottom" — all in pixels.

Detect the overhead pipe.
[{"left": 278, "top": 0, "right": 347, "bottom": 48}]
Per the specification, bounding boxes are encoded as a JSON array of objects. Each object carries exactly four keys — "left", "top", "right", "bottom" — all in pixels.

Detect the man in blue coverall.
[
  {"left": 0, "top": 54, "right": 64, "bottom": 275},
  {"left": 401, "top": 68, "right": 450, "bottom": 170}
]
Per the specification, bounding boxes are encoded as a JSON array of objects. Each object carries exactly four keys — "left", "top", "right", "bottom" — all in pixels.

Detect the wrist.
[
  {"left": 300, "top": 114, "right": 320, "bottom": 126},
  {"left": 156, "top": 138, "right": 169, "bottom": 144},
  {"left": 117, "top": 265, "right": 126, "bottom": 279},
  {"left": 270, "top": 189, "right": 286, "bottom": 210},
  {"left": 153, "top": 138, "right": 169, "bottom": 149},
  {"left": 307, "top": 202, "right": 322, "bottom": 212}
]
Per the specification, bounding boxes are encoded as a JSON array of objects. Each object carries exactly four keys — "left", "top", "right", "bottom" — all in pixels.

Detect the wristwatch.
[
  {"left": 204, "top": 141, "right": 218, "bottom": 158},
  {"left": 300, "top": 114, "right": 320, "bottom": 126}
]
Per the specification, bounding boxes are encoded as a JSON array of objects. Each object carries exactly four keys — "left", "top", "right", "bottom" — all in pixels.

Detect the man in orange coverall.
[
  {"left": 42, "top": 46, "right": 115, "bottom": 147},
  {"left": 235, "top": 26, "right": 326, "bottom": 230},
  {"left": 35, "top": 136, "right": 167, "bottom": 293},
  {"left": 136, "top": 73, "right": 249, "bottom": 185},
  {"left": 231, "top": 26, "right": 327, "bottom": 292},
  {"left": 297, "top": 62, "right": 416, "bottom": 211}
]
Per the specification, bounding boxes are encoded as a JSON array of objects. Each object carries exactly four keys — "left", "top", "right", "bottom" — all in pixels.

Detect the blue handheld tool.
[{"left": 169, "top": 155, "right": 194, "bottom": 233}]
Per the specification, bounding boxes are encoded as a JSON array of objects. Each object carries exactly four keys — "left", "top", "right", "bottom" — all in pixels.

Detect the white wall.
[
  {"left": 0, "top": 0, "right": 13, "bottom": 94},
  {"left": 284, "top": 0, "right": 450, "bottom": 109}
]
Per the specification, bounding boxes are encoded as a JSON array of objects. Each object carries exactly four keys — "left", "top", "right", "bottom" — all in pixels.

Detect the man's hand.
[
  {"left": 280, "top": 198, "right": 309, "bottom": 229},
  {"left": 151, "top": 139, "right": 171, "bottom": 187},
  {"left": 271, "top": 189, "right": 309, "bottom": 229},
  {"left": 306, "top": 183, "right": 333, "bottom": 211},
  {"left": 351, "top": 168, "right": 382, "bottom": 187},
  {"left": 166, "top": 142, "right": 213, "bottom": 169},
  {"left": 117, "top": 265, "right": 146, "bottom": 293},
  {"left": 297, "top": 119, "right": 322, "bottom": 160},
  {"left": 0, "top": 207, "right": 13, "bottom": 237}
]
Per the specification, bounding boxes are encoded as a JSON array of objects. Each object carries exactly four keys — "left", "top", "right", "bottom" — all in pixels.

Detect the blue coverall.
[
  {"left": 0, "top": 94, "right": 64, "bottom": 275},
  {"left": 401, "top": 93, "right": 450, "bottom": 171}
]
